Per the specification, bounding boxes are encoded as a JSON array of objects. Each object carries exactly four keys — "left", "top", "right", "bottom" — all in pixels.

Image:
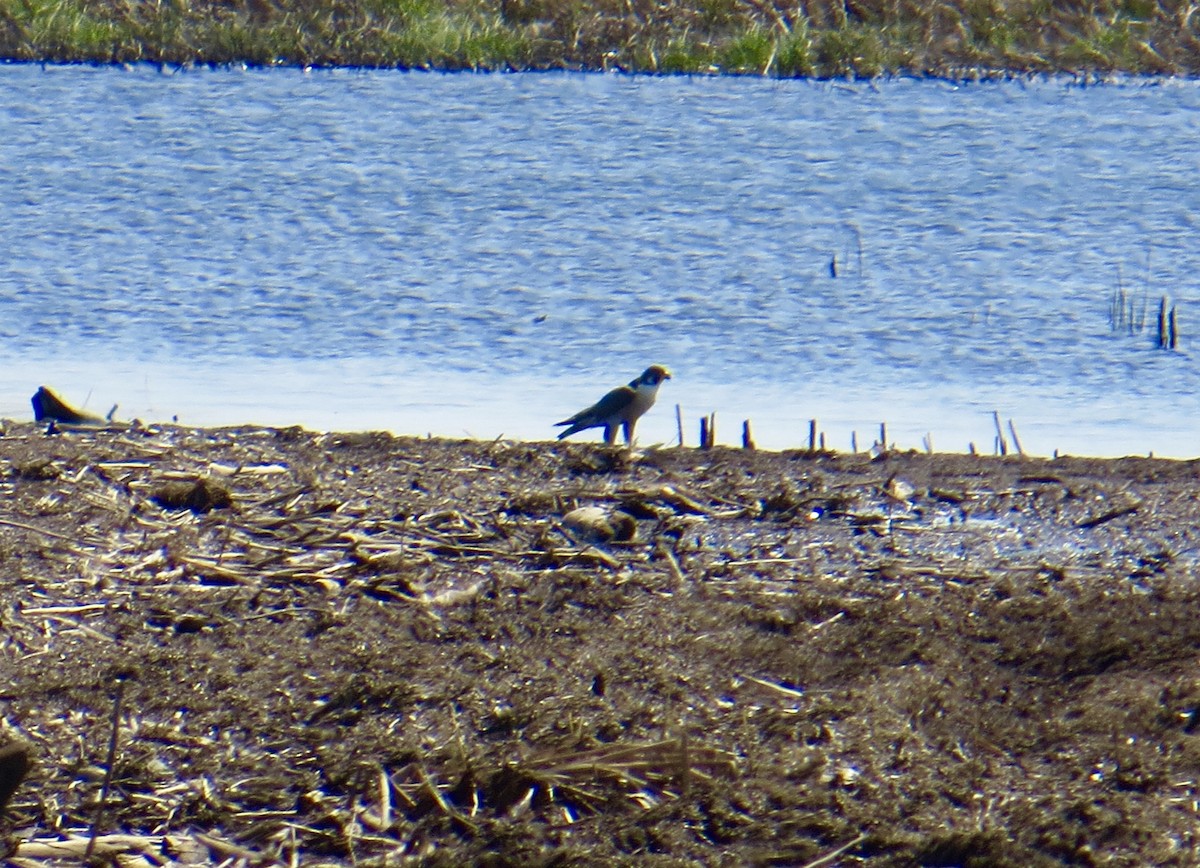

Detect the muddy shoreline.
[{"left": 1, "top": 421, "right": 1199, "bottom": 865}]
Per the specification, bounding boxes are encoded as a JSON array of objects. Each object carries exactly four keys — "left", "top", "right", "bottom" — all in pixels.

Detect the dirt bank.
[{"left": 1, "top": 421, "right": 1199, "bottom": 865}]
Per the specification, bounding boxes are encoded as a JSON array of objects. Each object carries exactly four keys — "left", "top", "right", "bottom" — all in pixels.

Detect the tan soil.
[{"left": 1, "top": 421, "right": 1200, "bottom": 866}]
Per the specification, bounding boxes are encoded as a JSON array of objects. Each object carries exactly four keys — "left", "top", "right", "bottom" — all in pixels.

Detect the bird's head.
[{"left": 639, "top": 365, "right": 672, "bottom": 386}]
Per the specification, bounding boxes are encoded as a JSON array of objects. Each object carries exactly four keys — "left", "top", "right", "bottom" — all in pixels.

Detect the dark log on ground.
[{"left": 30, "top": 386, "right": 105, "bottom": 426}]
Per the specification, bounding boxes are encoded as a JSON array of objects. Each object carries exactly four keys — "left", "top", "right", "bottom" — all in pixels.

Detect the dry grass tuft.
[{"left": 1, "top": 0, "right": 1198, "bottom": 74}]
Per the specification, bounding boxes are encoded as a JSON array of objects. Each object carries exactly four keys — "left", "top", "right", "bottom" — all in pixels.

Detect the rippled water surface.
[{"left": 3, "top": 66, "right": 1199, "bottom": 455}]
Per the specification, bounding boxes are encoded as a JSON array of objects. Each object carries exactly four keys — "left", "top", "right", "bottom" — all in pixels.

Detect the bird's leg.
[
  {"left": 623, "top": 419, "right": 635, "bottom": 445},
  {"left": 604, "top": 424, "right": 618, "bottom": 445}
]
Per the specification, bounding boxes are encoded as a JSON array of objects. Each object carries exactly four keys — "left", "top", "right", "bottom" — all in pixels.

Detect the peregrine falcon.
[{"left": 555, "top": 365, "right": 672, "bottom": 445}]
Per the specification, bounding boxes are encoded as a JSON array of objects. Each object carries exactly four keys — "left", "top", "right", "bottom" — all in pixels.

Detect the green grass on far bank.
[{"left": 1, "top": 0, "right": 1199, "bottom": 77}]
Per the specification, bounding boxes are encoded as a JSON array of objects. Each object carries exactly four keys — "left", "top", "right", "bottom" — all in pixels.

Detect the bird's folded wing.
[{"left": 558, "top": 385, "right": 633, "bottom": 426}]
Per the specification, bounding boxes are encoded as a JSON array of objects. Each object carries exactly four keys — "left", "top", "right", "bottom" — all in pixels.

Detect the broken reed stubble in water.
[
  {"left": 1157, "top": 297, "right": 1179, "bottom": 349},
  {"left": 1113, "top": 289, "right": 1178, "bottom": 351},
  {"left": 741, "top": 419, "right": 755, "bottom": 450}
]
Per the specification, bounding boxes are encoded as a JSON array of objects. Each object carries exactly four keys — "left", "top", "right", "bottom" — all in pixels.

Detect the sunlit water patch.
[{"left": 2, "top": 67, "right": 1199, "bottom": 455}]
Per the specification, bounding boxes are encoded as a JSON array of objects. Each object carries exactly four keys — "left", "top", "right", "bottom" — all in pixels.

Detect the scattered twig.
[
  {"left": 742, "top": 675, "right": 805, "bottom": 700},
  {"left": 85, "top": 676, "right": 127, "bottom": 860},
  {"left": 800, "top": 832, "right": 868, "bottom": 868},
  {"left": 993, "top": 411, "right": 1008, "bottom": 456},
  {"left": 16, "top": 833, "right": 179, "bottom": 862},
  {"left": 658, "top": 543, "right": 687, "bottom": 587},
  {"left": 1007, "top": 419, "right": 1024, "bottom": 456},
  {"left": 0, "top": 516, "right": 88, "bottom": 544},
  {"left": 1077, "top": 500, "right": 1140, "bottom": 529},
  {"left": 193, "top": 830, "right": 280, "bottom": 863}
]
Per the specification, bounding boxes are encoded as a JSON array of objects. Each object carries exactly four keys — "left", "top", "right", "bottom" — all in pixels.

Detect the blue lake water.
[{"left": 2, "top": 65, "right": 1199, "bottom": 456}]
